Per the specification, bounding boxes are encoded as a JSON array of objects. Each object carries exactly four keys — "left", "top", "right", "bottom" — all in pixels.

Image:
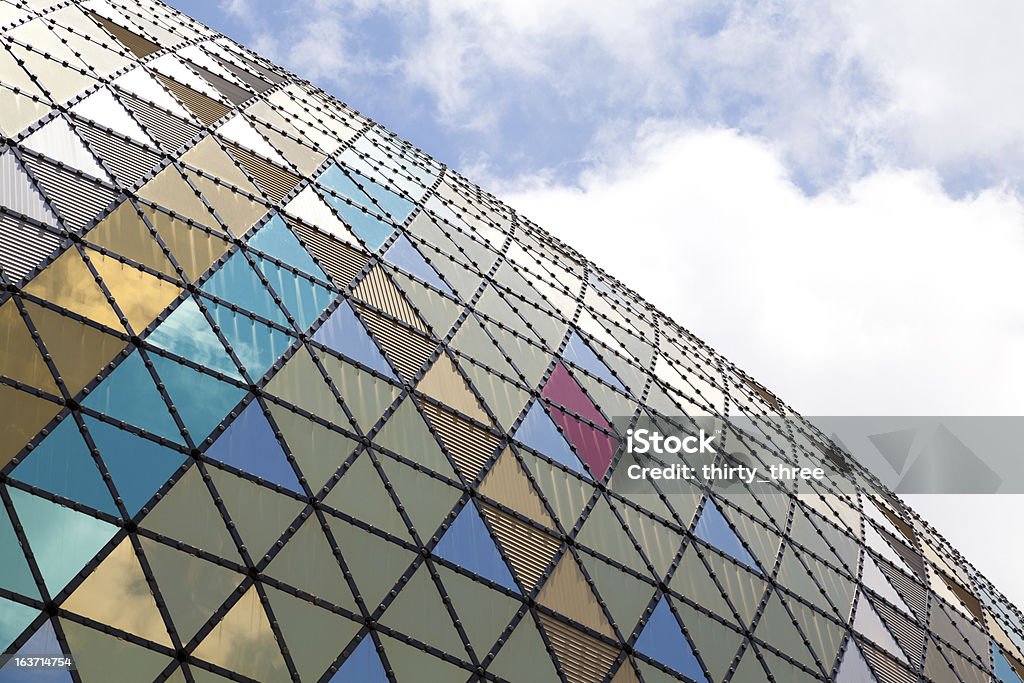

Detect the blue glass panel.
[
  {"left": 321, "top": 192, "right": 394, "bottom": 251},
  {"left": 150, "top": 356, "right": 246, "bottom": 443},
  {"left": 383, "top": 236, "right": 451, "bottom": 294},
  {"left": 318, "top": 165, "right": 369, "bottom": 206},
  {"left": 247, "top": 214, "right": 326, "bottom": 280},
  {"left": 563, "top": 332, "right": 624, "bottom": 391},
  {"left": 693, "top": 499, "right": 759, "bottom": 573},
  {"left": 258, "top": 260, "right": 333, "bottom": 332},
  {"left": 9, "top": 489, "right": 115, "bottom": 595},
  {"left": 0, "top": 503, "right": 38, "bottom": 599},
  {"left": 85, "top": 417, "right": 185, "bottom": 517},
  {"left": 0, "top": 597, "right": 38, "bottom": 653},
  {"left": 312, "top": 302, "right": 395, "bottom": 379},
  {"left": 993, "top": 643, "right": 1022, "bottom": 683},
  {"left": 330, "top": 635, "right": 387, "bottom": 683},
  {"left": 432, "top": 502, "right": 518, "bottom": 593},
  {"left": 11, "top": 419, "right": 117, "bottom": 516},
  {"left": 205, "top": 400, "right": 301, "bottom": 492},
  {"left": 347, "top": 169, "right": 414, "bottom": 222},
  {"left": 0, "top": 620, "right": 73, "bottom": 682},
  {"left": 205, "top": 300, "right": 293, "bottom": 380},
  {"left": 82, "top": 351, "right": 182, "bottom": 443},
  {"left": 513, "top": 401, "right": 589, "bottom": 479},
  {"left": 200, "top": 251, "right": 287, "bottom": 325},
  {"left": 634, "top": 597, "right": 706, "bottom": 681},
  {"left": 146, "top": 297, "right": 241, "bottom": 379}
]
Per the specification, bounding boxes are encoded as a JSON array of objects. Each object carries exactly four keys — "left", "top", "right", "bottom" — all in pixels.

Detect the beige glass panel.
[
  {"left": 322, "top": 355, "right": 399, "bottom": 431},
  {"left": 458, "top": 361, "right": 528, "bottom": 431},
  {"left": 138, "top": 167, "right": 216, "bottom": 228},
  {"left": 192, "top": 586, "right": 290, "bottom": 683},
  {"left": 63, "top": 537, "right": 171, "bottom": 645},
  {"left": 179, "top": 136, "right": 259, "bottom": 193},
  {"left": 88, "top": 249, "right": 181, "bottom": 332},
  {"left": 187, "top": 172, "right": 267, "bottom": 236},
  {"left": 479, "top": 449, "right": 554, "bottom": 527},
  {"left": 87, "top": 202, "right": 176, "bottom": 277},
  {"left": 25, "top": 302, "right": 127, "bottom": 397},
  {"left": 264, "top": 585, "right": 361, "bottom": 682},
  {"left": 487, "top": 613, "right": 561, "bottom": 683},
  {"left": 0, "top": 87, "right": 48, "bottom": 137},
  {"left": 536, "top": 552, "right": 614, "bottom": 637},
  {"left": 379, "top": 565, "right": 468, "bottom": 657},
  {"left": 142, "top": 467, "right": 242, "bottom": 561},
  {"left": 264, "top": 515, "right": 356, "bottom": 609},
  {"left": 264, "top": 347, "right": 350, "bottom": 427},
  {"left": 9, "top": 44, "right": 96, "bottom": 104},
  {"left": 146, "top": 207, "right": 230, "bottom": 280},
  {"left": 268, "top": 404, "right": 356, "bottom": 493},
  {"left": 0, "top": 299, "right": 58, "bottom": 393},
  {"left": 60, "top": 619, "right": 172, "bottom": 683},
  {"left": 0, "top": 384, "right": 59, "bottom": 467},
  {"left": 207, "top": 467, "right": 304, "bottom": 560},
  {"left": 416, "top": 354, "right": 490, "bottom": 424},
  {"left": 380, "top": 634, "right": 469, "bottom": 683},
  {"left": 23, "top": 248, "right": 122, "bottom": 330},
  {"left": 0, "top": 46, "right": 46, "bottom": 96}
]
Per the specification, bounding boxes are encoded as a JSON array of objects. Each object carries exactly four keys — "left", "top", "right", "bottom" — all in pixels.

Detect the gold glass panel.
[
  {"left": 187, "top": 172, "right": 267, "bottom": 236},
  {"left": 192, "top": 586, "right": 290, "bottom": 683},
  {"left": 145, "top": 207, "right": 231, "bottom": 281},
  {"left": 86, "top": 202, "right": 177, "bottom": 277},
  {"left": 9, "top": 44, "right": 95, "bottom": 104},
  {"left": 0, "top": 298, "right": 59, "bottom": 393},
  {"left": 88, "top": 250, "right": 181, "bottom": 332},
  {"left": 478, "top": 448, "right": 554, "bottom": 527},
  {"left": 63, "top": 537, "right": 172, "bottom": 645},
  {"left": 0, "top": 87, "right": 49, "bottom": 137},
  {"left": 137, "top": 167, "right": 216, "bottom": 228},
  {"left": 179, "top": 136, "right": 260, "bottom": 194},
  {"left": 0, "top": 384, "right": 59, "bottom": 467},
  {"left": 23, "top": 248, "right": 122, "bottom": 330},
  {"left": 416, "top": 353, "right": 490, "bottom": 424},
  {"left": 25, "top": 302, "right": 127, "bottom": 397},
  {"left": 536, "top": 552, "right": 614, "bottom": 637}
]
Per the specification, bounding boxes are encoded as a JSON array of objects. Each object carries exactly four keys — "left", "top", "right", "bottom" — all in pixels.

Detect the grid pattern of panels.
[{"left": 0, "top": 2, "right": 1022, "bottom": 682}]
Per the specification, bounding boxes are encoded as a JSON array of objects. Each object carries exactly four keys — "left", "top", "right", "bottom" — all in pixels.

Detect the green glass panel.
[
  {"left": 373, "top": 398, "right": 455, "bottom": 478},
  {"left": 669, "top": 545, "right": 735, "bottom": 624},
  {"left": 323, "top": 355, "right": 399, "bottom": 431},
  {"left": 576, "top": 497, "right": 647, "bottom": 573},
  {"left": 141, "top": 467, "right": 242, "bottom": 562},
  {"left": 619, "top": 505, "right": 682, "bottom": 581},
  {"left": 379, "top": 565, "right": 468, "bottom": 658},
  {"left": 208, "top": 467, "right": 305, "bottom": 561},
  {"left": 459, "top": 361, "right": 529, "bottom": 432},
  {"left": 376, "top": 453, "right": 462, "bottom": 540},
  {"left": 391, "top": 271, "right": 463, "bottom": 336},
  {"left": 805, "top": 551, "right": 857, "bottom": 623},
  {"left": 485, "top": 322, "right": 550, "bottom": 389},
  {"left": 0, "top": 503, "right": 38, "bottom": 599},
  {"left": 696, "top": 544, "right": 767, "bottom": 628},
  {"left": 580, "top": 552, "right": 653, "bottom": 638},
  {"left": 487, "top": 613, "right": 561, "bottom": 683},
  {"left": 140, "top": 537, "right": 243, "bottom": 643},
  {"left": 723, "top": 505, "right": 781, "bottom": 572},
  {"left": 265, "top": 516, "right": 356, "bottom": 610},
  {"left": 730, "top": 647, "right": 771, "bottom": 683},
  {"left": 522, "top": 450, "right": 593, "bottom": 531},
  {"left": 323, "top": 452, "right": 411, "bottom": 541},
  {"left": 450, "top": 314, "right": 518, "bottom": 379},
  {"left": 789, "top": 597, "right": 844, "bottom": 675},
  {"left": 268, "top": 404, "right": 357, "bottom": 493},
  {"left": 61, "top": 619, "right": 171, "bottom": 683},
  {"left": 754, "top": 590, "right": 820, "bottom": 671},
  {"left": 326, "top": 517, "right": 416, "bottom": 611},
  {"left": 264, "top": 347, "right": 352, "bottom": 428},
  {"left": 9, "top": 488, "right": 115, "bottom": 596},
  {"left": 759, "top": 645, "right": 822, "bottom": 683},
  {"left": 777, "top": 547, "right": 834, "bottom": 617},
  {"left": 265, "top": 585, "right": 361, "bottom": 683},
  {"left": 379, "top": 634, "right": 469, "bottom": 682},
  {"left": 0, "top": 597, "right": 37, "bottom": 652},
  {"left": 437, "top": 565, "right": 521, "bottom": 658},
  {"left": 677, "top": 602, "right": 744, "bottom": 683}
]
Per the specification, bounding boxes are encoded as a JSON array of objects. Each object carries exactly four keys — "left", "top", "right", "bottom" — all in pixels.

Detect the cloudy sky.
[{"left": 168, "top": 0, "right": 1024, "bottom": 605}]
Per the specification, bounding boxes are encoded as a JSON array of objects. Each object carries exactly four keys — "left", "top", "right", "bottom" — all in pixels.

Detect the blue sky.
[{"left": 168, "top": 0, "right": 1024, "bottom": 604}]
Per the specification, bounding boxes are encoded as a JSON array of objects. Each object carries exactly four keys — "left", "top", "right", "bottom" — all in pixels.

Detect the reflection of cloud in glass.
[{"left": 147, "top": 298, "right": 241, "bottom": 379}]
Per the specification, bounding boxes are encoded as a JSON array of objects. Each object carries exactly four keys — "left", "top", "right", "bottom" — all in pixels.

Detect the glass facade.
[{"left": 0, "top": 2, "right": 1021, "bottom": 682}]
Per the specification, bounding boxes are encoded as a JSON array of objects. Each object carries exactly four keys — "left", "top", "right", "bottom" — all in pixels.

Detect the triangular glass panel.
[
  {"left": 325, "top": 516, "right": 416, "bottom": 609},
  {"left": 146, "top": 297, "right": 241, "bottom": 379},
  {"left": 9, "top": 489, "right": 116, "bottom": 596},
  {"left": 323, "top": 355, "right": 400, "bottom": 431},
  {"left": 313, "top": 301, "right": 396, "bottom": 378},
  {"left": 993, "top": 643, "right": 1023, "bottom": 683},
  {"left": 0, "top": 619, "right": 72, "bottom": 681},
  {"left": 82, "top": 350, "right": 182, "bottom": 443},
  {"left": 205, "top": 400, "right": 301, "bottom": 492},
  {"left": 372, "top": 398, "right": 454, "bottom": 476},
  {"left": 513, "top": 401, "right": 589, "bottom": 479},
  {"left": 634, "top": 596, "right": 706, "bottom": 681},
  {"left": 861, "top": 554, "right": 914, "bottom": 617},
  {"left": 283, "top": 186, "right": 360, "bottom": 247},
  {"left": 487, "top": 614, "right": 561, "bottom": 683},
  {"left": 323, "top": 452, "right": 411, "bottom": 541},
  {"left": 22, "top": 117, "right": 110, "bottom": 182},
  {"left": 836, "top": 640, "right": 878, "bottom": 682},
  {"left": 378, "top": 564, "right": 469, "bottom": 658},
  {"left": 432, "top": 501, "right": 518, "bottom": 592},
  {"left": 264, "top": 516, "right": 356, "bottom": 610},
  {"left": 11, "top": 418, "right": 117, "bottom": 516},
  {"left": 693, "top": 498, "right": 760, "bottom": 573},
  {"left": 203, "top": 300, "right": 293, "bottom": 380},
  {"left": 86, "top": 417, "right": 184, "bottom": 518},
  {"left": 0, "top": 151, "right": 56, "bottom": 225},
  {"left": 265, "top": 585, "right": 361, "bottom": 683},
  {"left": 0, "top": 597, "right": 39, "bottom": 654},
  {"left": 207, "top": 466, "right": 305, "bottom": 559},
  {"left": 258, "top": 259, "right": 334, "bottom": 331},
  {"left": 191, "top": 586, "right": 290, "bottom": 682},
  {"left": 150, "top": 355, "right": 246, "bottom": 443},
  {"left": 563, "top": 331, "right": 625, "bottom": 390},
  {"left": 0, "top": 500, "right": 39, "bottom": 599},
  {"left": 268, "top": 404, "right": 358, "bottom": 493},
  {"left": 200, "top": 251, "right": 287, "bottom": 325},
  {"left": 330, "top": 635, "right": 387, "bottom": 683},
  {"left": 853, "top": 592, "right": 908, "bottom": 664},
  {"left": 247, "top": 213, "right": 326, "bottom": 279},
  {"left": 321, "top": 190, "right": 395, "bottom": 251},
  {"left": 383, "top": 235, "right": 451, "bottom": 293},
  {"left": 60, "top": 618, "right": 171, "bottom": 682},
  {"left": 70, "top": 87, "right": 154, "bottom": 146}
]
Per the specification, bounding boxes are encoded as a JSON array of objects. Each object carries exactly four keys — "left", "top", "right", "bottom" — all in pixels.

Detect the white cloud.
[{"left": 496, "top": 122, "right": 1024, "bottom": 416}]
